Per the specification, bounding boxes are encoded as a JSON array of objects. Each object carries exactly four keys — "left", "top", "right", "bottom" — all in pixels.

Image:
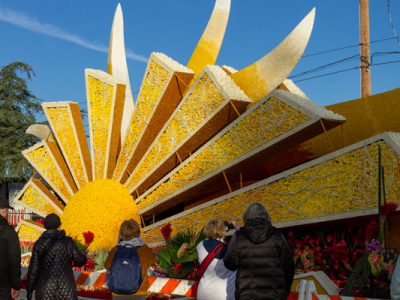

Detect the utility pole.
[{"left": 360, "top": 0, "right": 371, "bottom": 97}]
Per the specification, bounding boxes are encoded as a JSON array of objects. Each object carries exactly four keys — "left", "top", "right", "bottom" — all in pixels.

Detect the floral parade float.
[{"left": 12, "top": 0, "right": 400, "bottom": 298}]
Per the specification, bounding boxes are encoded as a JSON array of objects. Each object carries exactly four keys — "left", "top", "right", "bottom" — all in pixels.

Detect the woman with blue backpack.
[{"left": 105, "top": 219, "right": 155, "bottom": 300}]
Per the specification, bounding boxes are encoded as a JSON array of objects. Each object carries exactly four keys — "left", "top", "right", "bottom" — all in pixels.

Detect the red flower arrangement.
[
  {"left": 365, "top": 221, "right": 378, "bottom": 244},
  {"left": 20, "top": 241, "right": 35, "bottom": 248},
  {"left": 146, "top": 293, "right": 174, "bottom": 300},
  {"left": 83, "top": 231, "right": 95, "bottom": 248},
  {"left": 161, "top": 223, "right": 172, "bottom": 241},
  {"left": 76, "top": 289, "right": 111, "bottom": 300},
  {"left": 172, "top": 263, "right": 183, "bottom": 274},
  {"left": 287, "top": 221, "right": 368, "bottom": 284},
  {"left": 381, "top": 202, "right": 399, "bottom": 221},
  {"left": 36, "top": 218, "right": 44, "bottom": 225}
]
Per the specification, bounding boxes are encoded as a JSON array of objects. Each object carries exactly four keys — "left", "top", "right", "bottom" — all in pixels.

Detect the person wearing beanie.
[
  {"left": 26, "top": 214, "right": 87, "bottom": 300},
  {"left": 0, "top": 196, "right": 21, "bottom": 300}
]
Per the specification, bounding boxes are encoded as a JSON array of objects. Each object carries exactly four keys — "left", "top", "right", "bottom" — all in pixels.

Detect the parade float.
[{"left": 13, "top": 0, "right": 400, "bottom": 299}]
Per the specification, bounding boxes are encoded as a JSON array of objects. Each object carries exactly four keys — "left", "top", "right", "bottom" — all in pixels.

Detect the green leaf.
[
  {"left": 158, "top": 249, "right": 172, "bottom": 268},
  {"left": 383, "top": 259, "right": 397, "bottom": 282},
  {"left": 76, "top": 242, "right": 86, "bottom": 252},
  {"left": 342, "top": 253, "right": 371, "bottom": 296},
  {"left": 171, "top": 251, "right": 198, "bottom": 264}
]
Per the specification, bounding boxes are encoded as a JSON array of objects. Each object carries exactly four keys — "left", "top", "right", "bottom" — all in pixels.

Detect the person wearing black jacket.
[
  {"left": 0, "top": 197, "right": 21, "bottom": 300},
  {"left": 223, "top": 203, "right": 295, "bottom": 300},
  {"left": 26, "top": 214, "right": 87, "bottom": 300}
]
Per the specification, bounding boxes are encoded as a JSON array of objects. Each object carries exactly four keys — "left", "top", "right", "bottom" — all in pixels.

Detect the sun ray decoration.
[
  {"left": 16, "top": 2, "right": 334, "bottom": 248},
  {"left": 187, "top": 0, "right": 231, "bottom": 78},
  {"left": 22, "top": 141, "right": 77, "bottom": 203},
  {"left": 16, "top": 220, "right": 45, "bottom": 242},
  {"left": 13, "top": 179, "right": 64, "bottom": 218},
  {"left": 230, "top": 8, "right": 316, "bottom": 103},
  {"left": 43, "top": 102, "right": 92, "bottom": 188},
  {"left": 108, "top": 4, "right": 135, "bottom": 141},
  {"left": 136, "top": 90, "right": 345, "bottom": 217},
  {"left": 113, "top": 53, "right": 194, "bottom": 184},
  {"left": 124, "top": 65, "right": 252, "bottom": 196},
  {"left": 142, "top": 132, "right": 400, "bottom": 245},
  {"left": 86, "top": 69, "right": 126, "bottom": 179}
]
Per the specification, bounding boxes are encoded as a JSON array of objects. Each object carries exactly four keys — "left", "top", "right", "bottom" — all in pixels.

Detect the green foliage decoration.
[{"left": 157, "top": 228, "right": 205, "bottom": 279}]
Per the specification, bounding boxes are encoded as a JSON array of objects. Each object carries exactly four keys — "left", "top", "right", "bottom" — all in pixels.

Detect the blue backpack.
[{"left": 106, "top": 245, "right": 144, "bottom": 294}]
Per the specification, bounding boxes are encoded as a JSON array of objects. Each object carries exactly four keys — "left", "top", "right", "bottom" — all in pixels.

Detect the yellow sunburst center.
[{"left": 61, "top": 179, "right": 140, "bottom": 250}]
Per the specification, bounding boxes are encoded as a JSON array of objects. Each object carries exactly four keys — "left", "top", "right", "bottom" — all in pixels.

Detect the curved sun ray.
[
  {"left": 25, "top": 124, "right": 52, "bottom": 141},
  {"left": 14, "top": 179, "right": 64, "bottom": 218},
  {"left": 108, "top": 4, "right": 135, "bottom": 142},
  {"left": 43, "top": 102, "right": 92, "bottom": 189},
  {"left": 187, "top": 0, "right": 231, "bottom": 78},
  {"left": 230, "top": 8, "right": 316, "bottom": 102}
]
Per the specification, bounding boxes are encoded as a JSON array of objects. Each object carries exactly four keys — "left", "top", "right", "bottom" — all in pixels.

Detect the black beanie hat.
[{"left": 44, "top": 213, "right": 61, "bottom": 230}]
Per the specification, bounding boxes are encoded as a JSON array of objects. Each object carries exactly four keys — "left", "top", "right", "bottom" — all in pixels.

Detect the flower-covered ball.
[{"left": 61, "top": 179, "right": 141, "bottom": 250}]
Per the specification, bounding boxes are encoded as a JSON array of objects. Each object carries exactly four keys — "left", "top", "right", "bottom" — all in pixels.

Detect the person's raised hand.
[
  {"left": 232, "top": 221, "right": 241, "bottom": 231},
  {"left": 11, "top": 289, "right": 19, "bottom": 299}
]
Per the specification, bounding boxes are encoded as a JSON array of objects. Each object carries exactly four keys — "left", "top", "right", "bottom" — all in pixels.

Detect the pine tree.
[{"left": 0, "top": 62, "right": 43, "bottom": 182}]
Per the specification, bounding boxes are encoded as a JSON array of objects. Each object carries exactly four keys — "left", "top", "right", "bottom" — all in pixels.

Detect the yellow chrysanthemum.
[{"left": 61, "top": 179, "right": 140, "bottom": 250}]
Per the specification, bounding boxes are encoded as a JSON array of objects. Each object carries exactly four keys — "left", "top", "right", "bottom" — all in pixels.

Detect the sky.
[{"left": 0, "top": 0, "right": 399, "bottom": 125}]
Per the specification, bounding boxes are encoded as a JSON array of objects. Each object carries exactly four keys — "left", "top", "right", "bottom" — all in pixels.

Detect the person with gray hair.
[{"left": 223, "top": 203, "right": 294, "bottom": 300}]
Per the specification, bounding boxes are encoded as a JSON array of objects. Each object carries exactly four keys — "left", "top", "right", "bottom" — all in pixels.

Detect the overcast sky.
[{"left": 0, "top": 0, "right": 399, "bottom": 125}]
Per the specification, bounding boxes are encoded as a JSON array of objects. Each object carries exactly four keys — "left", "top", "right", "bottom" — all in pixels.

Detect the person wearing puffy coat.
[
  {"left": 223, "top": 203, "right": 294, "bottom": 300},
  {"left": 26, "top": 214, "right": 87, "bottom": 300}
]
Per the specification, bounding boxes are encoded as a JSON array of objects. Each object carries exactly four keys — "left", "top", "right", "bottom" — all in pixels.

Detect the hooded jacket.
[
  {"left": 223, "top": 218, "right": 294, "bottom": 300},
  {"left": 26, "top": 229, "right": 87, "bottom": 300},
  {"left": 0, "top": 215, "right": 21, "bottom": 291}
]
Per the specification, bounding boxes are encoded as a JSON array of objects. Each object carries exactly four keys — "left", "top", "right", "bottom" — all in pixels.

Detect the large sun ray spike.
[
  {"left": 125, "top": 65, "right": 252, "bottom": 196},
  {"left": 16, "top": 220, "right": 45, "bottom": 242},
  {"left": 22, "top": 141, "right": 77, "bottom": 203},
  {"left": 85, "top": 69, "right": 126, "bottom": 180},
  {"left": 230, "top": 8, "right": 316, "bottom": 102},
  {"left": 136, "top": 90, "right": 345, "bottom": 217},
  {"left": 13, "top": 179, "right": 64, "bottom": 218},
  {"left": 113, "top": 53, "right": 194, "bottom": 183},
  {"left": 142, "top": 132, "right": 400, "bottom": 245},
  {"left": 108, "top": 4, "right": 135, "bottom": 141},
  {"left": 187, "top": 0, "right": 231, "bottom": 78},
  {"left": 43, "top": 102, "right": 92, "bottom": 189}
]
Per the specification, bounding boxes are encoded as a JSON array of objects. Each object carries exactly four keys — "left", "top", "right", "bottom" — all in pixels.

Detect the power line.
[
  {"left": 388, "top": 0, "right": 400, "bottom": 46},
  {"left": 293, "top": 67, "right": 359, "bottom": 83},
  {"left": 289, "top": 55, "right": 360, "bottom": 79},
  {"left": 302, "top": 36, "right": 400, "bottom": 58},
  {"left": 292, "top": 51, "right": 400, "bottom": 80},
  {"left": 293, "top": 60, "right": 400, "bottom": 83},
  {"left": 371, "top": 51, "right": 400, "bottom": 64},
  {"left": 371, "top": 59, "right": 400, "bottom": 67}
]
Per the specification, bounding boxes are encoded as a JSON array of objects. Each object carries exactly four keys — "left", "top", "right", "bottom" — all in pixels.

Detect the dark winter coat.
[
  {"left": 0, "top": 215, "right": 21, "bottom": 290},
  {"left": 26, "top": 229, "right": 87, "bottom": 300},
  {"left": 223, "top": 218, "right": 295, "bottom": 300}
]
